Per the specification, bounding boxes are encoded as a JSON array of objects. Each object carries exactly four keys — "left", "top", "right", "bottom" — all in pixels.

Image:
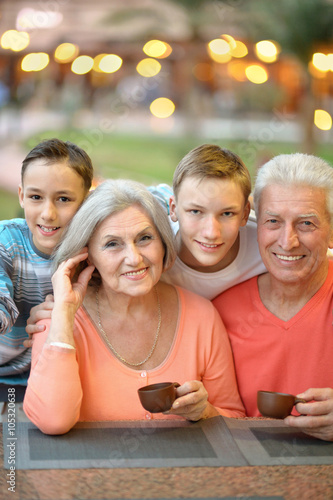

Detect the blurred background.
[{"left": 1, "top": 0, "right": 333, "bottom": 219}]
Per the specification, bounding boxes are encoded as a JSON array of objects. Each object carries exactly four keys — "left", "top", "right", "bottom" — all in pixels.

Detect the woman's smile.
[{"left": 121, "top": 267, "right": 149, "bottom": 278}]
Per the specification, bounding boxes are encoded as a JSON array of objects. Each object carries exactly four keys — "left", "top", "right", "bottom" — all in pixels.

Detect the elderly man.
[{"left": 213, "top": 153, "right": 333, "bottom": 441}]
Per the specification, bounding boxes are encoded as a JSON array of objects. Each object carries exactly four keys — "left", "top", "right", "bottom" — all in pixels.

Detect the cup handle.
[
  {"left": 294, "top": 398, "right": 307, "bottom": 405},
  {"left": 173, "top": 382, "right": 180, "bottom": 400}
]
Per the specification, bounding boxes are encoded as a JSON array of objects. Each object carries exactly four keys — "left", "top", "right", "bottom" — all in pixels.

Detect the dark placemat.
[
  {"left": 224, "top": 418, "right": 333, "bottom": 466},
  {"left": 4, "top": 416, "right": 332, "bottom": 470},
  {"left": 3, "top": 416, "right": 247, "bottom": 469}
]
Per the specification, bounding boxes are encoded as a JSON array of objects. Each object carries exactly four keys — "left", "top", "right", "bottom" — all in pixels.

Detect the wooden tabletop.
[{"left": 1, "top": 423, "right": 333, "bottom": 500}]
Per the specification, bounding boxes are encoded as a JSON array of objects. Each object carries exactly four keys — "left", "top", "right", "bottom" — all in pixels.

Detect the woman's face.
[{"left": 88, "top": 205, "right": 165, "bottom": 297}]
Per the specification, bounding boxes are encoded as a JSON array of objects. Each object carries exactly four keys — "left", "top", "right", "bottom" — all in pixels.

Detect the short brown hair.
[
  {"left": 21, "top": 138, "right": 94, "bottom": 192},
  {"left": 173, "top": 144, "right": 251, "bottom": 202}
]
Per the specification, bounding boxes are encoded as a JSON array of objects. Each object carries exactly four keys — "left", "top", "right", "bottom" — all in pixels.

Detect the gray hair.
[
  {"left": 52, "top": 179, "right": 176, "bottom": 281},
  {"left": 253, "top": 153, "right": 333, "bottom": 225}
]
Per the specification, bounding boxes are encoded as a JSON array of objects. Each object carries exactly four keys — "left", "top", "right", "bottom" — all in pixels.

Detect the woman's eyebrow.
[{"left": 101, "top": 226, "right": 155, "bottom": 240}]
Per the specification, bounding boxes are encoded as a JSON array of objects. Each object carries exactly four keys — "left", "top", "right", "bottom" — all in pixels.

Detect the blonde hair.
[{"left": 173, "top": 144, "right": 251, "bottom": 202}]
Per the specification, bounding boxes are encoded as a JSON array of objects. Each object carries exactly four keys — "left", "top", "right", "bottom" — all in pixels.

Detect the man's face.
[
  {"left": 257, "top": 183, "right": 333, "bottom": 287},
  {"left": 170, "top": 176, "right": 250, "bottom": 272}
]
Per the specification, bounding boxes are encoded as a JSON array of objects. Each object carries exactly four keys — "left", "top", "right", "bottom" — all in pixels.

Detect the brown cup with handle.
[
  {"left": 257, "top": 390, "right": 306, "bottom": 419},
  {"left": 138, "top": 382, "right": 180, "bottom": 413}
]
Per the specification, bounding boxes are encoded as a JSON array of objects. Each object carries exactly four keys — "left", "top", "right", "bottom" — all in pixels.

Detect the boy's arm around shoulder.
[
  {"left": 147, "top": 183, "right": 173, "bottom": 214},
  {"left": 0, "top": 242, "right": 19, "bottom": 334}
]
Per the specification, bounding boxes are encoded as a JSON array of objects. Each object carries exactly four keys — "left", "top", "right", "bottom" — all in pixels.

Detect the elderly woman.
[{"left": 23, "top": 180, "right": 244, "bottom": 434}]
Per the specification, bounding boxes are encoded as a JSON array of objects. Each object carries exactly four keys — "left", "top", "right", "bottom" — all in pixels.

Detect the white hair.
[{"left": 253, "top": 153, "right": 333, "bottom": 225}]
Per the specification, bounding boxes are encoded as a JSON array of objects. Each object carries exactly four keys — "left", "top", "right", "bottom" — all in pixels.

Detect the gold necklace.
[{"left": 95, "top": 286, "right": 161, "bottom": 367}]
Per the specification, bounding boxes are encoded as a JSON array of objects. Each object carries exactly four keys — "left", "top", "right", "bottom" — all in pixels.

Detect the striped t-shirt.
[{"left": 0, "top": 218, "right": 53, "bottom": 382}]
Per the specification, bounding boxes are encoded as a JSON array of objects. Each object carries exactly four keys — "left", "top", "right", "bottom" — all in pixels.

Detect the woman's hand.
[
  {"left": 166, "top": 380, "right": 219, "bottom": 421},
  {"left": 52, "top": 248, "right": 95, "bottom": 312},
  {"left": 284, "top": 388, "right": 333, "bottom": 441},
  {"left": 44, "top": 248, "right": 95, "bottom": 347},
  {"left": 24, "top": 248, "right": 95, "bottom": 347}
]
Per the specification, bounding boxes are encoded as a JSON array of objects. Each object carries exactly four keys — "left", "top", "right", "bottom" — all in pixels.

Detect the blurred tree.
[
  {"left": 175, "top": 0, "right": 333, "bottom": 153},
  {"left": 235, "top": 0, "right": 333, "bottom": 153},
  {"left": 104, "top": 0, "right": 333, "bottom": 151}
]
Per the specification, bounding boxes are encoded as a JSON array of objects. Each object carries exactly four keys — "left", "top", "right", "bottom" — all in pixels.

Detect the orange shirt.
[
  {"left": 24, "top": 286, "right": 245, "bottom": 434},
  {"left": 213, "top": 261, "right": 333, "bottom": 416}
]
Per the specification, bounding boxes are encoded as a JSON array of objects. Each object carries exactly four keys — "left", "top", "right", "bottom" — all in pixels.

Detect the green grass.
[
  {"left": 1, "top": 128, "right": 332, "bottom": 221},
  {"left": 25, "top": 129, "right": 299, "bottom": 185},
  {"left": 24, "top": 129, "right": 333, "bottom": 185},
  {"left": 0, "top": 189, "right": 22, "bottom": 221}
]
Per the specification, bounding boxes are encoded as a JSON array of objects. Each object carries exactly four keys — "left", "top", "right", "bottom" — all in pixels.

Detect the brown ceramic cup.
[
  {"left": 257, "top": 390, "right": 306, "bottom": 419},
  {"left": 138, "top": 382, "right": 180, "bottom": 413}
]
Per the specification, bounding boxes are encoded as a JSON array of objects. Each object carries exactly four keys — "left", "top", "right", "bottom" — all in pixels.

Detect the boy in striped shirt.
[{"left": 0, "top": 138, "right": 93, "bottom": 391}]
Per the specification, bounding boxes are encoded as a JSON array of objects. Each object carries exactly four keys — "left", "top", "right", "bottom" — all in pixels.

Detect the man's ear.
[
  {"left": 169, "top": 195, "right": 178, "bottom": 222},
  {"left": 18, "top": 184, "right": 24, "bottom": 209},
  {"left": 240, "top": 200, "right": 251, "bottom": 227}
]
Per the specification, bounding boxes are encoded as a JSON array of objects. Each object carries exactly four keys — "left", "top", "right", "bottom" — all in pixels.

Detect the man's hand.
[{"left": 284, "top": 388, "right": 333, "bottom": 441}]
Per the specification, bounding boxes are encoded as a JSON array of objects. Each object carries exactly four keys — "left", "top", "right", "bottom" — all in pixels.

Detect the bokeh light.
[
  {"left": 312, "top": 52, "right": 330, "bottom": 72},
  {"left": 229, "top": 40, "right": 248, "bottom": 58},
  {"left": 208, "top": 37, "right": 246, "bottom": 63},
  {"left": 209, "top": 52, "right": 231, "bottom": 63},
  {"left": 314, "top": 109, "right": 332, "bottom": 130},
  {"left": 208, "top": 38, "right": 230, "bottom": 55},
  {"left": 136, "top": 58, "right": 161, "bottom": 77},
  {"left": 21, "top": 52, "right": 49, "bottom": 72},
  {"left": 150, "top": 98, "right": 175, "bottom": 118},
  {"left": 54, "top": 43, "right": 79, "bottom": 63},
  {"left": 143, "top": 40, "right": 172, "bottom": 59},
  {"left": 207, "top": 39, "right": 231, "bottom": 63},
  {"left": 1, "top": 30, "right": 30, "bottom": 51},
  {"left": 98, "top": 54, "right": 123, "bottom": 73},
  {"left": 93, "top": 54, "right": 108, "bottom": 73},
  {"left": 71, "top": 55, "right": 94, "bottom": 75},
  {"left": 256, "top": 40, "right": 280, "bottom": 63},
  {"left": 245, "top": 64, "right": 268, "bottom": 84},
  {"left": 328, "top": 54, "right": 333, "bottom": 71},
  {"left": 222, "top": 34, "right": 237, "bottom": 49}
]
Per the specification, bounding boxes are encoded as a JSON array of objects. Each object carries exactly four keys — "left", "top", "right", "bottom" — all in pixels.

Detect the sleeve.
[
  {"left": 23, "top": 319, "right": 83, "bottom": 435},
  {"left": 0, "top": 243, "right": 19, "bottom": 335},
  {"left": 201, "top": 305, "right": 245, "bottom": 418},
  {"left": 147, "top": 183, "right": 173, "bottom": 214}
]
